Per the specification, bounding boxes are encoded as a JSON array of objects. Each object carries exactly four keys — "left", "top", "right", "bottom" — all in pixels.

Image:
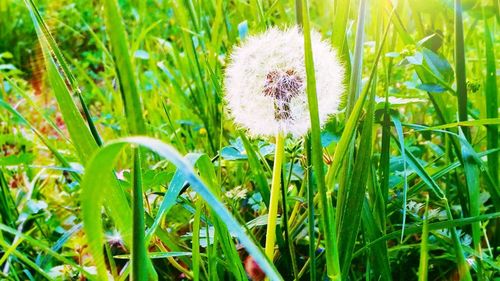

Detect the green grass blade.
[
  {"left": 337, "top": 66, "right": 375, "bottom": 274},
  {"left": 391, "top": 112, "right": 409, "bottom": 240},
  {"left": 304, "top": 137, "right": 316, "bottom": 281},
  {"left": 99, "top": 0, "right": 150, "bottom": 278},
  {"left": 460, "top": 129, "right": 483, "bottom": 279},
  {"left": 240, "top": 133, "right": 271, "bottom": 207},
  {"left": 454, "top": 0, "right": 469, "bottom": 141},
  {"left": 301, "top": 0, "right": 340, "bottom": 279},
  {"left": 101, "top": 0, "right": 146, "bottom": 135},
  {"left": 418, "top": 195, "right": 430, "bottom": 281},
  {"left": 0, "top": 238, "right": 52, "bottom": 280},
  {"left": 483, "top": 14, "right": 498, "bottom": 186},
  {"left": 192, "top": 200, "right": 202, "bottom": 281}
]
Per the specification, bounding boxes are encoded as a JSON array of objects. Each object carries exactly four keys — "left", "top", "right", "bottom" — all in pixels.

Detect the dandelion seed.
[{"left": 224, "top": 26, "right": 344, "bottom": 137}]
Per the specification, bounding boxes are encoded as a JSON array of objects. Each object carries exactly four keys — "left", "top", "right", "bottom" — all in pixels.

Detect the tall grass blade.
[
  {"left": 337, "top": 67, "right": 375, "bottom": 274},
  {"left": 460, "top": 129, "right": 483, "bottom": 279},
  {"left": 301, "top": 0, "right": 340, "bottom": 279},
  {"left": 101, "top": 0, "right": 146, "bottom": 135},
  {"left": 454, "top": 0, "right": 469, "bottom": 141},
  {"left": 483, "top": 14, "right": 498, "bottom": 186},
  {"left": 99, "top": 0, "right": 150, "bottom": 278}
]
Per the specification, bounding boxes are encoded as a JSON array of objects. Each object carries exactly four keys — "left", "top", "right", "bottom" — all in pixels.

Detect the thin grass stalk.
[
  {"left": 279, "top": 170, "right": 299, "bottom": 279},
  {"left": 305, "top": 137, "right": 316, "bottom": 280},
  {"left": 264, "top": 132, "right": 285, "bottom": 259},
  {"left": 192, "top": 200, "right": 202, "bottom": 281},
  {"left": 418, "top": 194, "right": 430, "bottom": 281},
  {"left": 301, "top": 0, "right": 340, "bottom": 279},
  {"left": 454, "top": 0, "right": 470, "bottom": 141},
  {"left": 483, "top": 13, "right": 498, "bottom": 186},
  {"left": 132, "top": 150, "right": 148, "bottom": 280}
]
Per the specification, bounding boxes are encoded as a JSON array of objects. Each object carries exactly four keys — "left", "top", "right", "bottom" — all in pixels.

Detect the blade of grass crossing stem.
[
  {"left": 0, "top": 238, "right": 52, "bottom": 280},
  {"left": 460, "top": 129, "right": 483, "bottom": 280},
  {"left": 0, "top": 99, "right": 76, "bottom": 179},
  {"left": 300, "top": 0, "right": 340, "bottom": 279},
  {"left": 483, "top": 16, "right": 498, "bottom": 186},
  {"left": 418, "top": 195, "right": 430, "bottom": 281},
  {"left": 454, "top": 0, "right": 470, "bottom": 141},
  {"left": 81, "top": 137, "right": 283, "bottom": 281},
  {"left": 337, "top": 71, "right": 375, "bottom": 274}
]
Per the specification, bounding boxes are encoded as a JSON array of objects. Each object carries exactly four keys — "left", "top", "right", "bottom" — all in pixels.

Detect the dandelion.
[
  {"left": 224, "top": 26, "right": 344, "bottom": 262},
  {"left": 224, "top": 26, "right": 344, "bottom": 138}
]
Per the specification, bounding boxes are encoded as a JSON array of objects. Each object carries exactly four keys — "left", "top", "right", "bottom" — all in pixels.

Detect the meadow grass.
[{"left": 0, "top": 0, "right": 499, "bottom": 280}]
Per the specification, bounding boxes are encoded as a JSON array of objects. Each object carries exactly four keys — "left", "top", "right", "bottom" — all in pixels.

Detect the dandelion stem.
[{"left": 264, "top": 131, "right": 285, "bottom": 260}]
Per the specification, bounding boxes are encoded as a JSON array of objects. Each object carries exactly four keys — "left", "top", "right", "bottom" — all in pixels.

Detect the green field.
[{"left": 0, "top": 0, "right": 499, "bottom": 280}]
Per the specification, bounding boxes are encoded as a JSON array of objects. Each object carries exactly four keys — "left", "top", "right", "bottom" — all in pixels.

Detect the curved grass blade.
[{"left": 81, "top": 137, "right": 282, "bottom": 281}]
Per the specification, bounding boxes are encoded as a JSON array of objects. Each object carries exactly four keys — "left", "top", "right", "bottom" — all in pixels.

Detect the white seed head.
[{"left": 224, "top": 26, "right": 344, "bottom": 137}]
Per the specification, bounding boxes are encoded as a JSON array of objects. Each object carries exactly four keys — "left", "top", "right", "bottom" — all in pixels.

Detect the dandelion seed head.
[{"left": 224, "top": 26, "right": 344, "bottom": 137}]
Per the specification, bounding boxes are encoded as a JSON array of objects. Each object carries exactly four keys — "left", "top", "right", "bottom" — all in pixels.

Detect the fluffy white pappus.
[{"left": 224, "top": 26, "right": 345, "bottom": 138}]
